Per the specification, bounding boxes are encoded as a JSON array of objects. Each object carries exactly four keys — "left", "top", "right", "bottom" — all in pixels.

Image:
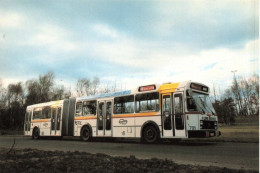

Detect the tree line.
[
  {"left": 0, "top": 72, "right": 259, "bottom": 130},
  {"left": 0, "top": 72, "right": 121, "bottom": 130},
  {"left": 212, "top": 74, "right": 259, "bottom": 124}
]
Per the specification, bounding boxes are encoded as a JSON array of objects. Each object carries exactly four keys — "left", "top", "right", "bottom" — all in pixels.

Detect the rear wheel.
[
  {"left": 142, "top": 125, "right": 159, "bottom": 144},
  {"left": 32, "top": 128, "right": 39, "bottom": 140},
  {"left": 80, "top": 126, "right": 92, "bottom": 142}
]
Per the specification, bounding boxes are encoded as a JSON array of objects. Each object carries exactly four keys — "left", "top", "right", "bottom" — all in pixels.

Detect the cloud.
[
  {"left": 92, "top": 24, "right": 118, "bottom": 38},
  {"left": 0, "top": 13, "right": 23, "bottom": 28},
  {"left": 21, "top": 24, "right": 78, "bottom": 54},
  {"left": 0, "top": 1, "right": 258, "bottom": 94},
  {"left": 99, "top": 38, "right": 259, "bottom": 90}
]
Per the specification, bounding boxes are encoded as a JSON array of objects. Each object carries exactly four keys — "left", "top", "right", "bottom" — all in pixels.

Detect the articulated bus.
[{"left": 24, "top": 81, "right": 221, "bottom": 143}]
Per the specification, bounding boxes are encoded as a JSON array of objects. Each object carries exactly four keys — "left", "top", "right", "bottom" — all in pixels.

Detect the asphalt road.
[{"left": 0, "top": 136, "right": 258, "bottom": 171}]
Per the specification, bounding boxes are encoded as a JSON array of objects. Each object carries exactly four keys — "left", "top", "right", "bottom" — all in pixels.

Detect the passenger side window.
[
  {"left": 33, "top": 108, "right": 42, "bottom": 119},
  {"left": 75, "top": 102, "right": 82, "bottom": 117},
  {"left": 42, "top": 106, "right": 51, "bottom": 119},
  {"left": 135, "top": 92, "right": 159, "bottom": 113},
  {"left": 114, "top": 95, "right": 134, "bottom": 114},
  {"left": 83, "top": 100, "right": 96, "bottom": 116}
]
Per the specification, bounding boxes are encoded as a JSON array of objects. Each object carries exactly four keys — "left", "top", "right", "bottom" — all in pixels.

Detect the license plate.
[{"left": 210, "top": 132, "right": 215, "bottom": 137}]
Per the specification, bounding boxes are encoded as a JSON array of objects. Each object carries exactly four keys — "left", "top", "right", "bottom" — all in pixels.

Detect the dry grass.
[
  {"left": 219, "top": 125, "right": 258, "bottom": 142},
  {"left": 0, "top": 148, "right": 257, "bottom": 173},
  {"left": 194, "top": 125, "right": 259, "bottom": 143}
]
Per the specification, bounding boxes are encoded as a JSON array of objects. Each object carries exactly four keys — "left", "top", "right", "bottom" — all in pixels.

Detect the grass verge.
[{"left": 190, "top": 125, "right": 259, "bottom": 143}]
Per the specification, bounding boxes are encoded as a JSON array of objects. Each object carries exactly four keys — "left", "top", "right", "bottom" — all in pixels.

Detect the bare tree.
[
  {"left": 52, "top": 85, "right": 65, "bottom": 100},
  {"left": 248, "top": 74, "right": 259, "bottom": 115},
  {"left": 212, "top": 83, "right": 217, "bottom": 102},
  {"left": 25, "top": 79, "right": 40, "bottom": 105},
  {"left": 0, "top": 79, "right": 7, "bottom": 109},
  {"left": 91, "top": 76, "right": 100, "bottom": 95},
  {"left": 231, "top": 75, "right": 244, "bottom": 115},
  {"left": 76, "top": 78, "right": 91, "bottom": 97},
  {"left": 25, "top": 71, "right": 55, "bottom": 105},
  {"left": 38, "top": 72, "right": 55, "bottom": 102},
  {"left": 7, "top": 82, "right": 24, "bottom": 107}
]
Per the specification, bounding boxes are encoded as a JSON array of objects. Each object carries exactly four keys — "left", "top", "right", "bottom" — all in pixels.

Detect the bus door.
[
  {"left": 97, "top": 100, "right": 112, "bottom": 137},
  {"left": 24, "top": 110, "right": 32, "bottom": 135},
  {"left": 173, "top": 92, "right": 186, "bottom": 137},
  {"left": 50, "top": 107, "right": 62, "bottom": 136},
  {"left": 162, "top": 93, "right": 174, "bottom": 137}
]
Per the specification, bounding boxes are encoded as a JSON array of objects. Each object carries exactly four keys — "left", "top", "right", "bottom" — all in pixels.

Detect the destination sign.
[
  {"left": 190, "top": 83, "right": 208, "bottom": 92},
  {"left": 139, "top": 85, "right": 156, "bottom": 92}
]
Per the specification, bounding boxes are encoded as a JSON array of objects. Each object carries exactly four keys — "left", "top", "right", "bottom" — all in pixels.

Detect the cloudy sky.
[{"left": 0, "top": 0, "right": 259, "bottom": 93}]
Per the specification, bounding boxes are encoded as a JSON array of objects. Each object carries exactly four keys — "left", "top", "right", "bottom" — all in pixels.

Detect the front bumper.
[{"left": 188, "top": 130, "right": 221, "bottom": 138}]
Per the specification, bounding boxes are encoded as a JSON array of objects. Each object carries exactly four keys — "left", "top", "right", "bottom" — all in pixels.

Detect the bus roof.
[
  {"left": 78, "top": 90, "right": 132, "bottom": 101},
  {"left": 26, "top": 81, "right": 209, "bottom": 107}
]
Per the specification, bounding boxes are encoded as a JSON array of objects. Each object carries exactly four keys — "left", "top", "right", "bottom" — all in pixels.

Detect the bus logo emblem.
[{"left": 119, "top": 119, "right": 127, "bottom": 125}]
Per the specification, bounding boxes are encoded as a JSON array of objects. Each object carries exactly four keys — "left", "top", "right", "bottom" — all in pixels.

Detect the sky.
[{"left": 0, "top": 0, "right": 259, "bottom": 94}]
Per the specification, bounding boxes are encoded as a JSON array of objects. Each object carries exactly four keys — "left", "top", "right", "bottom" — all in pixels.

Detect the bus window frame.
[
  {"left": 82, "top": 100, "right": 97, "bottom": 117},
  {"left": 75, "top": 101, "right": 83, "bottom": 117},
  {"left": 135, "top": 92, "right": 159, "bottom": 113},
  {"left": 32, "top": 107, "right": 43, "bottom": 120},
  {"left": 42, "top": 106, "right": 52, "bottom": 119},
  {"left": 113, "top": 95, "right": 135, "bottom": 115}
]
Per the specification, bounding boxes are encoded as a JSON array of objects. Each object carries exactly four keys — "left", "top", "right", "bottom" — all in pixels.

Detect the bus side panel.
[
  {"left": 40, "top": 121, "right": 51, "bottom": 136},
  {"left": 112, "top": 117, "right": 135, "bottom": 137},
  {"left": 68, "top": 98, "right": 76, "bottom": 136},
  {"left": 135, "top": 116, "right": 161, "bottom": 138},
  {"left": 62, "top": 99, "right": 69, "bottom": 136}
]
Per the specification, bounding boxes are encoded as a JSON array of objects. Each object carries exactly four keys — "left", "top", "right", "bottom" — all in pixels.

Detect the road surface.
[{"left": 0, "top": 136, "right": 258, "bottom": 171}]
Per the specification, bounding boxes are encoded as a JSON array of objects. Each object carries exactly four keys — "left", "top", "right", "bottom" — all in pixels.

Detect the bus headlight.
[{"left": 200, "top": 121, "right": 203, "bottom": 129}]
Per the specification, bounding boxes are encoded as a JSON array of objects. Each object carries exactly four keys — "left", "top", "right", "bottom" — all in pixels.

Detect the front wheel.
[
  {"left": 32, "top": 128, "right": 40, "bottom": 140},
  {"left": 80, "top": 126, "right": 92, "bottom": 142},
  {"left": 142, "top": 125, "right": 159, "bottom": 144}
]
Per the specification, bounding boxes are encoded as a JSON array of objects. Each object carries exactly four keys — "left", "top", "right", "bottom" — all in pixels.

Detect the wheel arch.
[
  {"left": 80, "top": 123, "right": 93, "bottom": 136},
  {"left": 32, "top": 126, "right": 40, "bottom": 135},
  {"left": 32, "top": 126, "right": 40, "bottom": 139},
  {"left": 140, "top": 120, "right": 160, "bottom": 139}
]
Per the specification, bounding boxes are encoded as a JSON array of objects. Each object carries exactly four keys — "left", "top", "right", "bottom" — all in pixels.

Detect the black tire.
[
  {"left": 142, "top": 125, "right": 159, "bottom": 144},
  {"left": 32, "top": 128, "right": 39, "bottom": 140},
  {"left": 80, "top": 126, "right": 92, "bottom": 142}
]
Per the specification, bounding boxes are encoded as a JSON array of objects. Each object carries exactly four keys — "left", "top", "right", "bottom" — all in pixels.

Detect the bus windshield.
[{"left": 187, "top": 92, "right": 215, "bottom": 115}]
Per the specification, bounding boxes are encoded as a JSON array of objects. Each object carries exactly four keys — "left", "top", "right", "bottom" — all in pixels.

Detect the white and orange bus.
[{"left": 24, "top": 81, "right": 221, "bottom": 143}]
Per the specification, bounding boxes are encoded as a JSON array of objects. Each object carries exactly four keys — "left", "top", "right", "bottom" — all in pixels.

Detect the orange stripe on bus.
[
  {"left": 73, "top": 112, "right": 159, "bottom": 120},
  {"left": 31, "top": 119, "right": 51, "bottom": 123},
  {"left": 74, "top": 116, "right": 97, "bottom": 120},
  {"left": 112, "top": 112, "right": 159, "bottom": 118}
]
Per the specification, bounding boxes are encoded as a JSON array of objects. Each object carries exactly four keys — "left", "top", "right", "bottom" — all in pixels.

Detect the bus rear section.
[{"left": 24, "top": 98, "right": 76, "bottom": 139}]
